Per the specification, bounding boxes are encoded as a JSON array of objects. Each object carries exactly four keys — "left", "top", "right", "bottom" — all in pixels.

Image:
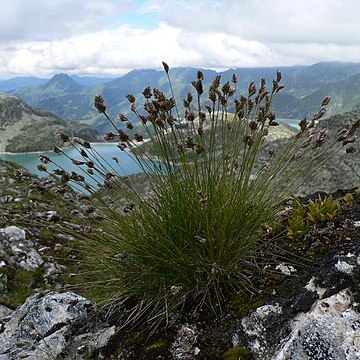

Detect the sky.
[{"left": 1, "top": 0, "right": 360, "bottom": 78}]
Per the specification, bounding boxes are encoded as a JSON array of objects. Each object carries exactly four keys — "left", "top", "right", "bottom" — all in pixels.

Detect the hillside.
[{"left": 0, "top": 92, "right": 98, "bottom": 153}]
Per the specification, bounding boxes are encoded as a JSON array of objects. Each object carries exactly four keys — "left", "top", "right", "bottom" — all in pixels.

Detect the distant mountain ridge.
[
  {"left": 6, "top": 61, "right": 360, "bottom": 134},
  {"left": 0, "top": 92, "right": 98, "bottom": 152}
]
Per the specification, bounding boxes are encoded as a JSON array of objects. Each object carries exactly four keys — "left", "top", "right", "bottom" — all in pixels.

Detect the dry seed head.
[
  {"left": 71, "top": 159, "right": 85, "bottom": 166},
  {"left": 162, "top": 61, "right": 169, "bottom": 73},
  {"left": 37, "top": 164, "right": 47, "bottom": 172},
  {"left": 104, "top": 132, "right": 116, "bottom": 141},
  {"left": 312, "top": 107, "right": 326, "bottom": 121},
  {"left": 117, "top": 142, "right": 127, "bottom": 151},
  {"left": 126, "top": 122, "right": 134, "bottom": 130},
  {"left": 249, "top": 120, "right": 258, "bottom": 131},
  {"left": 94, "top": 95, "right": 106, "bottom": 113},
  {"left": 70, "top": 172, "right": 85, "bottom": 182},
  {"left": 119, "top": 113, "right": 128, "bottom": 122},
  {"left": 86, "top": 161, "right": 94, "bottom": 168},
  {"left": 195, "top": 235, "right": 206, "bottom": 244},
  {"left": 126, "top": 94, "right": 136, "bottom": 104},
  {"left": 118, "top": 129, "right": 129, "bottom": 142},
  {"left": 197, "top": 70, "right": 204, "bottom": 81},
  {"left": 248, "top": 81, "right": 256, "bottom": 97},
  {"left": 53, "top": 169, "right": 65, "bottom": 175},
  {"left": 170, "top": 285, "right": 183, "bottom": 296},
  {"left": 322, "top": 96, "right": 331, "bottom": 106},
  {"left": 59, "top": 132, "right": 70, "bottom": 142},
  {"left": 53, "top": 146, "right": 62, "bottom": 154},
  {"left": 134, "top": 133, "right": 144, "bottom": 142},
  {"left": 80, "top": 149, "right": 88, "bottom": 158},
  {"left": 39, "top": 154, "right": 50, "bottom": 164},
  {"left": 276, "top": 70, "right": 282, "bottom": 82},
  {"left": 231, "top": 73, "right": 237, "bottom": 84},
  {"left": 142, "top": 86, "right": 152, "bottom": 99}
]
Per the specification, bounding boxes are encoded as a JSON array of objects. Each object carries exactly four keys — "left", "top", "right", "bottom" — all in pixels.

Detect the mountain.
[
  {"left": 12, "top": 74, "right": 98, "bottom": 124},
  {"left": 8, "top": 62, "right": 360, "bottom": 134},
  {"left": 0, "top": 92, "right": 98, "bottom": 152},
  {"left": 70, "top": 75, "right": 115, "bottom": 86},
  {"left": 0, "top": 77, "right": 48, "bottom": 92}
]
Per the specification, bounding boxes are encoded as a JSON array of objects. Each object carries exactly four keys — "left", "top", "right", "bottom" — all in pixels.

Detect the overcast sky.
[{"left": 1, "top": 0, "right": 360, "bottom": 78}]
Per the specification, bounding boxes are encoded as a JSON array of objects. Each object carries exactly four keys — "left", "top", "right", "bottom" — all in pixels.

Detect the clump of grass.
[{"left": 42, "top": 63, "right": 359, "bottom": 329}]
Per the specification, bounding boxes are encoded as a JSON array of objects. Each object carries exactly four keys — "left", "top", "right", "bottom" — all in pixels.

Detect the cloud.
[
  {"left": 0, "top": 0, "right": 133, "bottom": 43},
  {"left": 143, "top": 0, "right": 360, "bottom": 45},
  {"left": 1, "top": 0, "right": 360, "bottom": 77},
  {"left": 0, "top": 23, "right": 282, "bottom": 76}
]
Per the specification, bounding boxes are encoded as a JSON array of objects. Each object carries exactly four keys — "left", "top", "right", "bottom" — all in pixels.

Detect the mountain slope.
[
  {"left": 0, "top": 92, "right": 98, "bottom": 152},
  {"left": 8, "top": 62, "right": 360, "bottom": 134}
]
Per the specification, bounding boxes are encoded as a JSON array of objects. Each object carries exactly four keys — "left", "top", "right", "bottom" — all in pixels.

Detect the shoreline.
[
  {"left": 0, "top": 139, "right": 152, "bottom": 156},
  {"left": 0, "top": 142, "right": 119, "bottom": 156}
]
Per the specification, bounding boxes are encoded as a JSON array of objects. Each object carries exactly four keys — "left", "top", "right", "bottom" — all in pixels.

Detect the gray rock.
[
  {"left": 170, "top": 324, "right": 199, "bottom": 360},
  {"left": 273, "top": 288, "right": 360, "bottom": 360},
  {"left": 0, "top": 226, "right": 43, "bottom": 271},
  {"left": 0, "top": 196, "right": 13, "bottom": 204},
  {"left": 0, "top": 291, "right": 118, "bottom": 359},
  {"left": 0, "top": 226, "right": 25, "bottom": 243},
  {"left": 0, "top": 291, "right": 91, "bottom": 359}
]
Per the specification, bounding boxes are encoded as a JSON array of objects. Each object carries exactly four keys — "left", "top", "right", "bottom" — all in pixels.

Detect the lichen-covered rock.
[
  {"left": 170, "top": 324, "right": 199, "bottom": 359},
  {"left": 273, "top": 288, "right": 360, "bottom": 360},
  {"left": 0, "top": 291, "right": 91, "bottom": 359},
  {"left": 240, "top": 241, "right": 360, "bottom": 360},
  {"left": 0, "top": 226, "right": 44, "bottom": 271},
  {"left": 0, "top": 291, "right": 119, "bottom": 360}
]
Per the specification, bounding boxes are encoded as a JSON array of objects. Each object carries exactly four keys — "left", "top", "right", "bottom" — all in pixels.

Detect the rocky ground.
[{"left": 1, "top": 158, "right": 360, "bottom": 359}]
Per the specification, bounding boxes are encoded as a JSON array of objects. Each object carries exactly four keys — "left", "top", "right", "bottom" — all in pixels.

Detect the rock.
[
  {"left": 0, "top": 226, "right": 44, "bottom": 271},
  {"left": 273, "top": 289, "right": 360, "bottom": 360},
  {"left": 170, "top": 324, "right": 199, "bottom": 360},
  {"left": 0, "top": 291, "right": 92, "bottom": 359},
  {"left": 0, "top": 196, "right": 13, "bottom": 204},
  {"left": 0, "top": 226, "right": 25, "bottom": 243},
  {"left": 0, "top": 305, "right": 12, "bottom": 320}
]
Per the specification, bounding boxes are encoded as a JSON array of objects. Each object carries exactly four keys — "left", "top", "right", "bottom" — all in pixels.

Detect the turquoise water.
[{"left": 0, "top": 144, "right": 146, "bottom": 190}]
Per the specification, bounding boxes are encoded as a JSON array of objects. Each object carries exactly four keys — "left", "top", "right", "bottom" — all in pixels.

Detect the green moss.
[
  {"left": 229, "top": 293, "right": 265, "bottom": 317},
  {"left": 145, "top": 338, "right": 167, "bottom": 351},
  {"left": 223, "top": 346, "right": 251, "bottom": 360}
]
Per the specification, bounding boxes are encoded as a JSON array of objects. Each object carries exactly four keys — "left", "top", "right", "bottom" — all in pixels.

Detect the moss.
[
  {"left": 145, "top": 338, "right": 167, "bottom": 351},
  {"left": 223, "top": 346, "right": 251, "bottom": 360},
  {"left": 228, "top": 293, "right": 265, "bottom": 318}
]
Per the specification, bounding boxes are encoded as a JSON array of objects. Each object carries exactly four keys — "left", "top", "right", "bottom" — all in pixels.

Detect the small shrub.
[{"left": 42, "top": 63, "right": 360, "bottom": 329}]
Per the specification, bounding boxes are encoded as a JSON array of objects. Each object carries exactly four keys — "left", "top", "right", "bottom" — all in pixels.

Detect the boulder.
[{"left": 0, "top": 291, "right": 115, "bottom": 359}]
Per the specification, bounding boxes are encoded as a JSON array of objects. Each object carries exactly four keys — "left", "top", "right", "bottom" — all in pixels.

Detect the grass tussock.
[{"left": 40, "top": 63, "right": 360, "bottom": 329}]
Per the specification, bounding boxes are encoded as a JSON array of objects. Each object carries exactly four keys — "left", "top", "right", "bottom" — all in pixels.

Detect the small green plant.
[
  {"left": 286, "top": 198, "right": 310, "bottom": 239},
  {"left": 307, "top": 195, "right": 340, "bottom": 223},
  {"left": 286, "top": 194, "right": 341, "bottom": 239},
  {"left": 41, "top": 63, "right": 360, "bottom": 329}
]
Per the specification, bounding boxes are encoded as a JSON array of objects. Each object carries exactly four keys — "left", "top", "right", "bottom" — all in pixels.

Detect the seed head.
[
  {"left": 94, "top": 95, "right": 106, "bottom": 113},
  {"left": 162, "top": 61, "right": 169, "bottom": 73},
  {"left": 37, "top": 164, "right": 47, "bottom": 172},
  {"left": 39, "top": 154, "right": 50, "bottom": 164},
  {"left": 59, "top": 132, "right": 70, "bottom": 142},
  {"left": 126, "top": 94, "right": 135, "bottom": 104},
  {"left": 142, "top": 86, "right": 152, "bottom": 99},
  {"left": 321, "top": 96, "right": 331, "bottom": 106}
]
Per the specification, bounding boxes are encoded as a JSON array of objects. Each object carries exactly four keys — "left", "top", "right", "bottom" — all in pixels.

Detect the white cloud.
[
  {"left": 1, "top": 0, "right": 360, "bottom": 77},
  {"left": 0, "top": 0, "right": 133, "bottom": 43}
]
